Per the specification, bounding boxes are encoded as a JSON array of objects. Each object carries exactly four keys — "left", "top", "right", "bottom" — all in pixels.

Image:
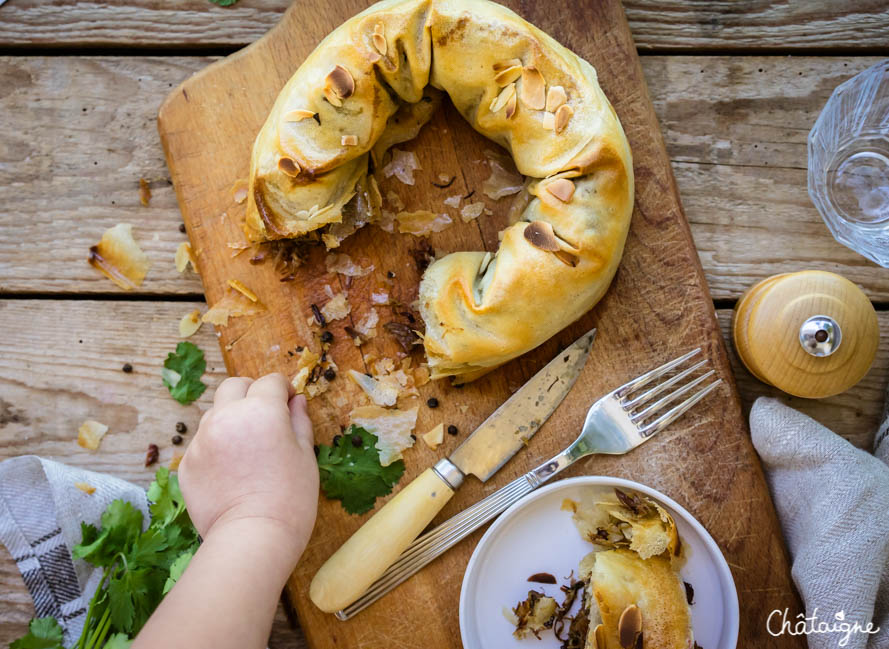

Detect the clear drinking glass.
[{"left": 808, "top": 59, "right": 889, "bottom": 268}]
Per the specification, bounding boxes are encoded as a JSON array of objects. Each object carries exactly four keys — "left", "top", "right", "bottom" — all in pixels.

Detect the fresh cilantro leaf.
[
  {"left": 163, "top": 550, "right": 194, "bottom": 594},
  {"left": 107, "top": 567, "right": 165, "bottom": 636},
  {"left": 147, "top": 467, "right": 193, "bottom": 535},
  {"left": 208, "top": 0, "right": 240, "bottom": 5},
  {"left": 73, "top": 501, "right": 143, "bottom": 567},
  {"left": 10, "top": 617, "right": 64, "bottom": 649},
  {"left": 162, "top": 342, "right": 207, "bottom": 405},
  {"left": 103, "top": 633, "right": 132, "bottom": 649},
  {"left": 317, "top": 426, "right": 405, "bottom": 515}
]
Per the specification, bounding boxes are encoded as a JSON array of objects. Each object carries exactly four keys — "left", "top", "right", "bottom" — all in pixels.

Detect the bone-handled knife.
[{"left": 309, "top": 327, "right": 596, "bottom": 614}]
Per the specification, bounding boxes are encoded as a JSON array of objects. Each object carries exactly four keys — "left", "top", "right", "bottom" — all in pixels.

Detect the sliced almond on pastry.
[
  {"left": 372, "top": 22, "right": 387, "bottom": 56},
  {"left": 545, "top": 178, "right": 575, "bottom": 203},
  {"left": 545, "top": 85, "right": 568, "bottom": 112},
  {"left": 505, "top": 90, "right": 518, "bottom": 119},
  {"left": 542, "top": 111, "right": 555, "bottom": 130},
  {"left": 494, "top": 64, "right": 522, "bottom": 87},
  {"left": 490, "top": 83, "right": 516, "bottom": 114},
  {"left": 524, "top": 220, "right": 561, "bottom": 252},
  {"left": 284, "top": 109, "right": 316, "bottom": 122},
  {"left": 278, "top": 157, "right": 301, "bottom": 177},
  {"left": 555, "top": 104, "right": 574, "bottom": 134},
  {"left": 493, "top": 58, "right": 522, "bottom": 72},
  {"left": 618, "top": 604, "right": 642, "bottom": 649},
  {"left": 341, "top": 134, "right": 358, "bottom": 146},
  {"left": 325, "top": 65, "right": 355, "bottom": 103},
  {"left": 520, "top": 66, "right": 546, "bottom": 110}
]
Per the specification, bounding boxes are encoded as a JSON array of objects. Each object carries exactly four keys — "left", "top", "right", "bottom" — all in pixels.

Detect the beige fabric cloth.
[{"left": 750, "top": 397, "right": 889, "bottom": 649}]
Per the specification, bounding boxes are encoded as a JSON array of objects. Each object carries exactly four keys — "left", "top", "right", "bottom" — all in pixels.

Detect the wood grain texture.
[
  {"left": 156, "top": 1, "right": 803, "bottom": 646},
  {"left": 3, "top": 55, "right": 888, "bottom": 300},
  {"left": 1, "top": 0, "right": 887, "bottom": 50},
  {"left": 0, "top": 300, "right": 885, "bottom": 645}
]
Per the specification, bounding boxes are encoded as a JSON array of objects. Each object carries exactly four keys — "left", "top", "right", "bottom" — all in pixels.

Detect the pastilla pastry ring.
[{"left": 246, "top": 0, "right": 634, "bottom": 381}]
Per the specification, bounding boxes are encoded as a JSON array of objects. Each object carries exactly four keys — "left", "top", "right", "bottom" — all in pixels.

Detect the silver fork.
[{"left": 336, "top": 348, "right": 722, "bottom": 620}]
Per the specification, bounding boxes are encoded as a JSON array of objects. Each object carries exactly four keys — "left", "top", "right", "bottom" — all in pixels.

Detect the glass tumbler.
[{"left": 808, "top": 60, "right": 889, "bottom": 268}]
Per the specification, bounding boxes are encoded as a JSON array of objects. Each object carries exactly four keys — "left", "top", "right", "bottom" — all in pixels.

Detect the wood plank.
[
  {"left": 3, "top": 55, "right": 888, "bottom": 300},
  {"left": 0, "top": 300, "right": 885, "bottom": 645},
  {"left": 0, "top": 0, "right": 887, "bottom": 50},
  {"left": 156, "top": 0, "right": 803, "bottom": 646}
]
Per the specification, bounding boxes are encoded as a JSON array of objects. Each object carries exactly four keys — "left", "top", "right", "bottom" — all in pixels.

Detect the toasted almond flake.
[
  {"left": 341, "top": 134, "right": 358, "bottom": 146},
  {"left": 179, "top": 308, "right": 203, "bottom": 337},
  {"left": 320, "top": 292, "right": 350, "bottom": 322},
  {"left": 493, "top": 58, "right": 522, "bottom": 72},
  {"left": 545, "top": 85, "right": 568, "bottom": 112},
  {"left": 203, "top": 290, "right": 265, "bottom": 326},
  {"left": 278, "top": 157, "right": 301, "bottom": 177},
  {"left": 494, "top": 64, "right": 522, "bottom": 87},
  {"left": 524, "top": 220, "right": 561, "bottom": 251},
  {"left": 554, "top": 104, "right": 574, "bottom": 134},
  {"left": 348, "top": 369, "right": 399, "bottom": 407},
  {"left": 618, "top": 605, "right": 642, "bottom": 649},
  {"left": 490, "top": 83, "right": 516, "bottom": 113},
  {"left": 350, "top": 404, "right": 418, "bottom": 466},
  {"left": 228, "top": 279, "right": 259, "bottom": 302},
  {"left": 460, "top": 201, "right": 486, "bottom": 223},
  {"left": 175, "top": 241, "right": 198, "bottom": 273},
  {"left": 422, "top": 423, "right": 445, "bottom": 450},
  {"left": 74, "top": 482, "right": 96, "bottom": 495},
  {"left": 325, "top": 252, "right": 373, "bottom": 277},
  {"left": 77, "top": 420, "right": 109, "bottom": 451},
  {"left": 322, "top": 85, "right": 342, "bottom": 107},
  {"left": 356, "top": 307, "right": 379, "bottom": 337},
  {"left": 138, "top": 178, "right": 151, "bottom": 206},
  {"left": 482, "top": 151, "right": 524, "bottom": 200},
  {"left": 545, "top": 178, "right": 575, "bottom": 203},
  {"left": 87, "top": 223, "right": 151, "bottom": 290},
  {"left": 505, "top": 90, "right": 518, "bottom": 119},
  {"left": 542, "top": 111, "right": 555, "bottom": 130},
  {"left": 372, "top": 31, "right": 387, "bottom": 56},
  {"left": 169, "top": 454, "right": 184, "bottom": 471},
  {"left": 231, "top": 179, "right": 249, "bottom": 204},
  {"left": 382, "top": 149, "right": 421, "bottom": 185},
  {"left": 443, "top": 194, "right": 462, "bottom": 208},
  {"left": 326, "top": 65, "right": 355, "bottom": 101},
  {"left": 520, "top": 66, "right": 546, "bottom": 110},
  {"left": 395, "top": 210, "right": 452, "bottom": 236},
  {"left": 284, "top": 109, "right": 316, "bottom": 122}
]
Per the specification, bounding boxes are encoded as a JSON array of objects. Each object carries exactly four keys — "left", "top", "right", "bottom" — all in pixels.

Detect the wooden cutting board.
[{"left": 158, "top": 1, "right": 804, "bottom": 647}]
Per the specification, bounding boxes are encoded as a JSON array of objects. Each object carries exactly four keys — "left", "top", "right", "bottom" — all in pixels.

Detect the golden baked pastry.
[{"left": 246, "top": 0, "right": 634, "bottom": 380}]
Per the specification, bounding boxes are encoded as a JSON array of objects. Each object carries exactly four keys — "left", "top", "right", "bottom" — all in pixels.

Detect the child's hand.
[{"left": 179, "top": 373, "right": 319, "bottom": 568}]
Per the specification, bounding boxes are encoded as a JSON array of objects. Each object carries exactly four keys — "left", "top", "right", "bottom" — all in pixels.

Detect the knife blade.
[
  {"left": 448, "top": 327, "right": 596, "bottom": 481},
  {"left": 309, "top": 327, "right": 596, "bottom": 614}
]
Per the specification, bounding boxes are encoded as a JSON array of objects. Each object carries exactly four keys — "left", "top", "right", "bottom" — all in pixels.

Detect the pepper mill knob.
[{"left": 732, "top": 271, "right": 878, "bottom": 399}]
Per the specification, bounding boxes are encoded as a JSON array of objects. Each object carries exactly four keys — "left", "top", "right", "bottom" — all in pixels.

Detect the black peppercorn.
[
  {"left": 320, "top": 330, "right": 334, "bottom": 344},
  {"left": 324, "top": 368, "right": 337, "bottom": 381},
  {"left": 178, "top": 223, "right": 186, "bottom": 233},
  {"left": 175, "top": 422, "right": 187, "bottom": 434},
  {"left": 333, "top": 434, "right": 342, "bottom": 446},
  {"left": 426, "top": 397, "right": 439, "bottom": 408},
  {"left": 351, "top": 434, "right": 362, "bottom": 447},
  {"left": 122, "top": 363, "right": 133, "bottom": 373},
  {"left": 447, "top": 425, "right": 458, "bottom": 436},
  {"left": 172, "top": 435, "right": 183, "bottom": 445},
  {"left": 387, "top": 270, "right": 395, "bottom": 278}
]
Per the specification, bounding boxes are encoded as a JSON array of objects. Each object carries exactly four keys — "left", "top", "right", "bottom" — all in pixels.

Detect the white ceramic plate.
[{"left": 459, "top": 476, "right": 739, "bottom": 649}]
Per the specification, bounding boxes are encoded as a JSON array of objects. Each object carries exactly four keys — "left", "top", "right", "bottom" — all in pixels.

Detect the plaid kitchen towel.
[
  {"left": 751, "top": 397, "right": 889, "bottom": 649},
  {"left": 0, "top": 456, "right": 148, "bottom": 646}
]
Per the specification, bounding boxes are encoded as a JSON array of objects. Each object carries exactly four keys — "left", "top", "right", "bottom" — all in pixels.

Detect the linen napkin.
[
  {"left": 750, "top": 396, "right": 889, "bottom": 649},
  {"left": 0, "top": 456, "right": 148, "bottom": 647}
]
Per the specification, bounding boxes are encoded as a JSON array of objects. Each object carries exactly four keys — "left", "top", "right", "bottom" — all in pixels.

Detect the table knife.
[{"left": 309, "top": 327, "right": 596, "bottom": 613}]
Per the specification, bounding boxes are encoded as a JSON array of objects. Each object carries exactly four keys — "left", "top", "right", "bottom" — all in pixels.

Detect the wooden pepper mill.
[{"left": 732, "top": 270, "right": 879, "bottom": 399}]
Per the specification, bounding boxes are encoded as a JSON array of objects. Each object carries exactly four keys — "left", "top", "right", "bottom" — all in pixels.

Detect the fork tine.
[
  {"left": 630, "top": 369, "right": 716, "bottom": 422},
  {"left": 641, "top": 378, "right": 723, "bottom": 435},
  {"left": 622, "top": 359, "right": 709, "bottom": 410},
  {"left": 615, "top": 348, "right": 701, "bottom": 398}
]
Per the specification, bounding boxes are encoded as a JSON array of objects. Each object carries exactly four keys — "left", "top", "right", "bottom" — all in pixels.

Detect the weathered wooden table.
[{"left": 1, "top": 2, "right": 888, "bottom": 647}]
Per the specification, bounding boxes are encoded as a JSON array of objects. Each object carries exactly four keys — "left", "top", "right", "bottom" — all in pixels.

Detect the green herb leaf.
[
  {"left": 103, "top": 633, "right": 132, "bottom": 649},
  {"left": 162, "top": 341, "right": 207, "bottom": 405},
  {"left": 317, "top": 426, "right": 405, "bottom": 515},
  {"left": 163, "top": 550, "right": 194, "bottom": 594},
  {"left": 208, "top": 0, "right": 240, "bottom": 5},
  {"left": 10, "top": 617, "right": 64, "bottom": 649},
  {"left": 73, "top": 501, "right": 143, "bottom": 567}
]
